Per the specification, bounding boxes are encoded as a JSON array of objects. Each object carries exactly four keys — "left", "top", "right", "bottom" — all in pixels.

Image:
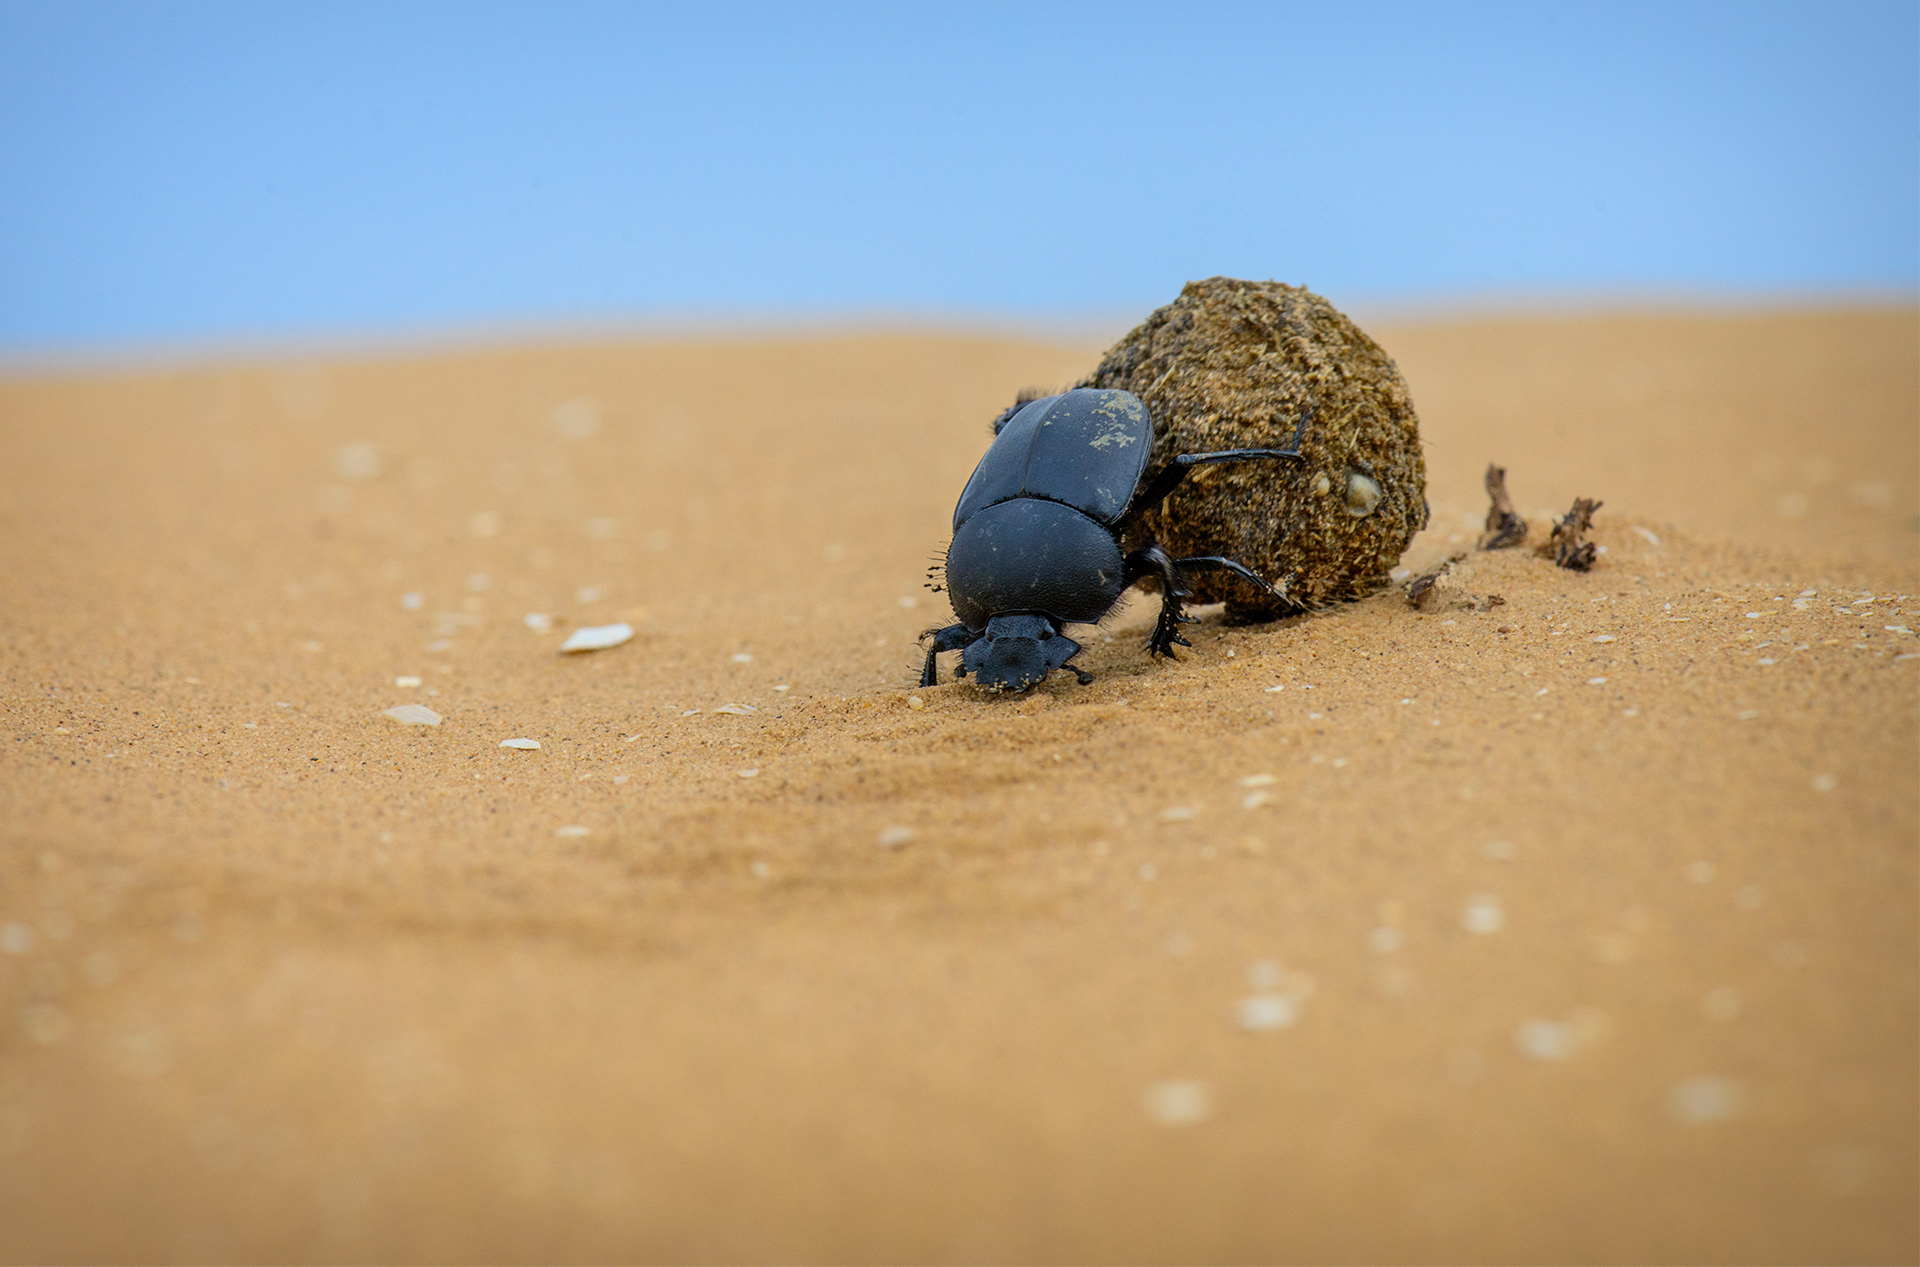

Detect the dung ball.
[{"left": 1078, "top": 277, "right": 1428, "bottom": 620}]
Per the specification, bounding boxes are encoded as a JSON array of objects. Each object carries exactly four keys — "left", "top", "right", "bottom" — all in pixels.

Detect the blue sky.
[{"left": 1, "top": 1, "right": 1915, "bottom": 350}]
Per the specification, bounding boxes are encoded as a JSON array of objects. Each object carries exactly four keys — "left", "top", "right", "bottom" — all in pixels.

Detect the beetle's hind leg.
[
  {"left": 918, "top": 623, "right": 978, "bottom": 687},
  {"left": 1173, "top": 555, "right": 1284, "bottom": 605},
  {"left": 1124, "top": 545, "right": 1196, "bottom": 660}
]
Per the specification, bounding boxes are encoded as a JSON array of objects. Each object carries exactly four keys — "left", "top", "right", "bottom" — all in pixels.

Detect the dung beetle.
[{"left": 920, "top": 387, "right": 1307, "bottom": 691}]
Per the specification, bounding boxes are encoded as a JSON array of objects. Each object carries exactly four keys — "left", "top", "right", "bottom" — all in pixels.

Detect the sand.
[{"left": 0, "top": 309, "right": 1914, "bottom": 1264}]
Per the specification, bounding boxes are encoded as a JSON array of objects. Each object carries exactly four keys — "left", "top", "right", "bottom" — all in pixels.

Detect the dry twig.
[
  {"left": 1545, "top": 498, "right": 1603, "bottom": 571},
  {"left": 1478, "top": 464, "right": 1528, "bottom": 550}
]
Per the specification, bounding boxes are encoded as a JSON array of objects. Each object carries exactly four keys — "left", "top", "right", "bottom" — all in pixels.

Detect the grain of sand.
[{"left": 1, "top": 311, "right": 1915, "bottom": 1263}]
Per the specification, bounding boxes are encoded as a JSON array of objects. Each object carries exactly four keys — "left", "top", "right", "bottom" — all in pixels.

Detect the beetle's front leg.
[
  {"left": 918, "top": 623, "right": 979, "bottom": 687},
  {"left": 1124, "top": 545, "right": 1195, "bottom": 659}
]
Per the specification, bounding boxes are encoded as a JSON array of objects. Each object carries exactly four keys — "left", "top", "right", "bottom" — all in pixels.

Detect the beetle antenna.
[{"left": 990, "top": 386, "right": 1055, "bottom": 434}]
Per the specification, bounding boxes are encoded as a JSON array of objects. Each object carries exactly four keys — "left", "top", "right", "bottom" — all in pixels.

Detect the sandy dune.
[{"left": 0, "top": 309, "right": 1914, "bottom": 1263}]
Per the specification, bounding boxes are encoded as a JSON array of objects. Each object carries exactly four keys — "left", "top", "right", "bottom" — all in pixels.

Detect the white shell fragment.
[
  {"left": 1142, "top": 1079, "right": 1214, "bottom": 1126},
  {"left": 1345, "top": 472, "right": 1382, "bottom": 516},
  {"left": 1237, "top": 994, "right": 1300, "bottom": 1032},
  {"left": 382, "top": 705, "right": 442, "bottom": 726},
  {"left": 524, "top": 612, "right": 554, "bottom": 633},
  {"left": 500, "top": 738, "right": 541, "bottom": 750},
  {"left": 559, "top": 622, "right": 633, "bottom": 653},
  {"left": 555, "top": 825, "right": 590, "bottom": 839},
  {"left": 713, "top": 703, "right": 757, "bottom": 716},
  {"left": 877, "top": 825, "right": 914, "bottom": 848}
]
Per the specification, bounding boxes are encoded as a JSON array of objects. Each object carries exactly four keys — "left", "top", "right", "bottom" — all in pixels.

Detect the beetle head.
[{"left": 961, "top": 613, "right": 1080, "bottom": 692}]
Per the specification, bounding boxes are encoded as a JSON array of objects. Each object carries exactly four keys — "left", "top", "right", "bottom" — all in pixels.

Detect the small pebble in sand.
[
  {"left": 555, "top": 825, "right": 589, "bottom": 838},
  {"left": 1811, "top": 773, "right": 1837, "bottom": 792},
  {"left": 713, "top": 703, "right": 757, "bottom": 716},
  {"left": 524, "top": 612, "right": 554, "bottom": 633},
  {"left": 1461, "top": 895, "right": 1505, "bottom": 934},
  {"left": 1264, "top": 684, "right": 1285, "bottom": 693},
  {"left": 500, "top": 738, "right": 541, "bottom": 750},
  {"left": 1142, "top": 1080, "right": 1213, "bottom": 1126},
  {"left": 559, "top": 623, "right": 634, "bottom": 653},
  {"left": 1702, "top": 987, "right": 1743, "bottom": 1022},
  {"left": 1238, "top": 994, "right": 1299, "bottom": 1032},
  {"left": 1592, "top": 634, "right": 1616, "bottom": 643},
  {"left": 1515, "top": 1019, "right": 1577, "bottom": 1060},
  {"left": 1684, "top": 860, "right": 1716, "bottom": 883},
  {"left": 401, "top": 592, "right": 424, "bottom": 610},
  {"left": 773, "top": 684, "right": 791, "bottom": 692},
  {"left": 1, "top": 923, "right": 33, "bottom": 954},
  {"left": 611, "top": 774, "right": 630, "bottom": 784},
  {"left": 907, "top": 696, "right": 925, "bottom": 710},
  {"left": 730, "top": 652, "right": 753, "bottom": 663},
  {"left": 877, "top": 825, "right": 914, "bottom": 848},
  {"left": 1668, "top": 1076, "right": 1745, "bottom": 1125},
  {"left": 1158, "top": 806, "right": 1199, "bottom": 823},
  {"left": 1587, "top": 676, "right": 1608, "bottom": 685},
  {"left": 382, "top": 705, "right": 442, "bottom": 727},
  {"left": 1370, "top": 927, "right": 1404, "bottom": 954},
  {"left": 1238, "top": 774, "right": 1277, "bottom": 787},
  {"left": 1241, "top": 791, "right": 1273, "bottom": 810},
  {"left": 394, "top": 676, "right": 421, "bottom": 688},
  {"left": 737, "top": 768, "right": 759, "bottom": 778},
  {"left": 750, "top": 861, "right": 773, "bottom": 879}
]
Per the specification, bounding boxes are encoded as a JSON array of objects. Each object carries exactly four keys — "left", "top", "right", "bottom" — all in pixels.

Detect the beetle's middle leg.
[
  {"left": 1124, "top": 545, "right": 1196, "bottom": 659},
  {"left": 918, "top": 623, "right": 979, "bottom": 687}
]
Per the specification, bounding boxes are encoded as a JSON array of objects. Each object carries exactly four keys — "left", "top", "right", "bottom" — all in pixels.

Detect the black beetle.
[{"left": 920, "top": 387, "right": 1307, "bottom": 691}]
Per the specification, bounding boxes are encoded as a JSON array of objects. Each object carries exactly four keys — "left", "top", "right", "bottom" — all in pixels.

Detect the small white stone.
[
  {"left": 1592, "top": 634, "right": 1617, "bottom": 643},
  {"left": 550, "top": 396, "right": 601, "bottom": 439},
  {"left": 1515, "top": 1019, "right": 1576, "bottom": 1060},
  {"left": 555, "top": 825, "right": 589, "bottom": 838},
  {"left": 1142, "top": 1079, "right": 1213, "bottom": 1126},
  {"left": 737, "top": 768, "right": 759, "bottom": 778},
  {"left": 1158, "top": 806, "right": 1199, "bottom": 823},
  {"left": 559, "top": 622, "right": 634, "bottom": 653},
  {"left": 524, "top": 612, "right": 554, "bottom": 633},
  {"left": 394, "top": 676, "right": 421, "bottom": 688},
  {"left": 1668, "top": 1076, "right": 1745, "bottom": 1124},
  {"left": 333, "top": 441, "right": 382, "bottom": 481},
  {"left": 1587, "top": 676, "right": 1608, "bottom": 685},
  {"left": 1237, "top": 994, "right": 1299, "bottom": 1031},
  {"left": 1264, "top": 684, "right": 1285, "bottom": 693},
  {"left": 907, "top": 695, "right": 925, "bottom": 711},
  {"left": 1462, "top": 894, "right": 1505, "bottom": 934},
  {"left": 400, "top": 592, "right": 424, "bottom": 610},
  {"left": 500, "top": 738, "right": 541, "bottom": 750},
  {"left": 1241, "top": 791, "right": 1273, "bottom": 810},
  {"left": 382, "top": 704, "right": 442, "bottom": 726},
  {"left": 750, "top": 861, "right": 773, "bottom": 879},
  {"left": 877, "top": 825, "right": 914, "bottom": 848},
  {"left": 1238, "top": 773, "right": 1277, "bottom": 787},
  {"left": 713, "top": 703, "right": 757, "bottom": 716},
  {"left": 730, "top": 652, "right": 753, "bottom": 663},
  {"left": 773, "top": 684, "right": 791, "bottom": 692}
]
